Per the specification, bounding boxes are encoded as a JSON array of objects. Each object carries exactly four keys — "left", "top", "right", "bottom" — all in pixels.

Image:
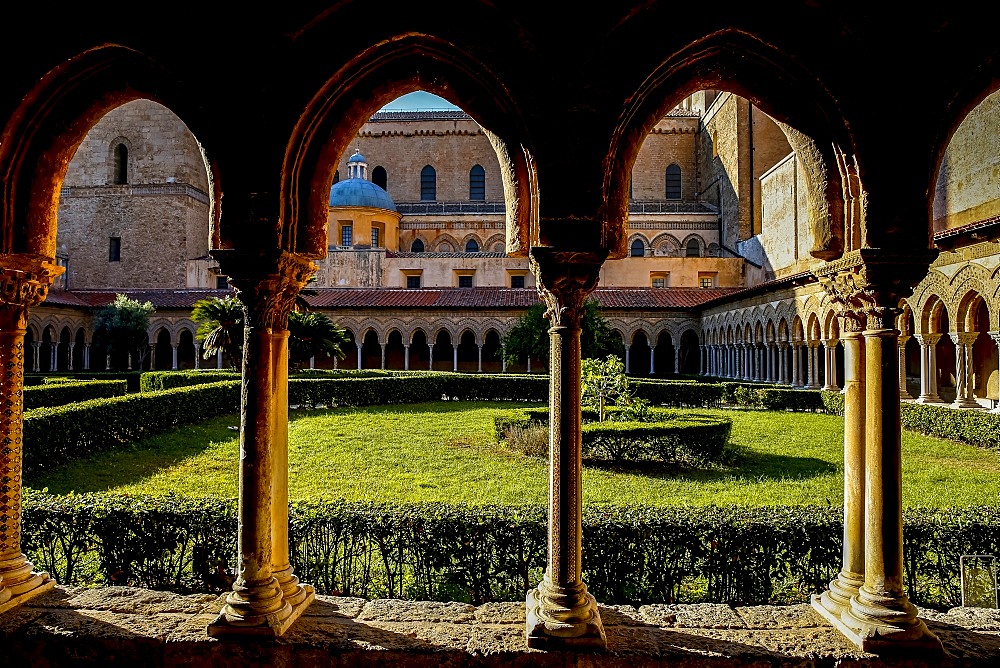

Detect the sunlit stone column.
[
  {"left": 914, "top": 334, "right": 942, "bottom": 403},
  {"left": 0, "top": 256, "right": 60, "bottom": 615},
  {"left": 815, "top": 315, "right": 866, "bottom": 623},
  {"left": 208, "top": 250, "right": 316, "bottom": 637},
  {"left": 897, "top": 335, "right": 912, "bottom": 399},
  {"left": 477, "top": 344, "right": 483, "bottom": 373},
  {"left": 842, "top": 305, "right": 938, "bottom": 651},
  {"left": 526, "top": 249, "right": 606, "bottom": 649},
  {"left": 452, "top": 343, "right": 459, "bottom": 372},
  {"left": 791, "top": 342, "right": 801, "bottom": 386},
  {"left": 805, "top": 342, "right": 819, "bottom": 388},
  {"left": 991, "top": 333, "right": 1000, "bottom": 413},
  {"left": 950, "top": 332, "right": 980, "bottom": 408},
  {"left": 404, "top": 344, "right": 410, "bottom": 370}
]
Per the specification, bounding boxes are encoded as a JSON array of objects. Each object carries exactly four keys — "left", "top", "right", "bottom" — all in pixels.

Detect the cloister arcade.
[{"left": 2, "top": 2, "right": 1000, "bottom": 660}]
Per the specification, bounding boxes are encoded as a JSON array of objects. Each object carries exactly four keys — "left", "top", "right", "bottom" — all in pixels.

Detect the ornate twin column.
[
  {"left": 914, "top": 334, "right": 942, "bottom": 403},
  {"left": 525, "top": 249, "right": 606, "bottom": 649},
  {"left": 896, "top": 335, "right": 912, "bottom": 400},
  {"left": 950, "top": 332, "right": 981, "bottom": 409},
  {"left": 813, "top": 251, "right": 941, "bottom": 653},
  {"left": 0, "top": 255, "right": 62, "bottom": 615},
  {"left": 207, "top": 249, "right": 315, "bottom": 637}
]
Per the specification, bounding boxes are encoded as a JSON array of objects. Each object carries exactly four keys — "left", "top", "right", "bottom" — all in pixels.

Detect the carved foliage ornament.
[
  {"left": 214, "top": 250, "right": 318, "bottom": 331},
  {"left": 529, "top": 250, "right": 603, "bottom": 328},
  {"left": 0, "top": 258, "right": 62, "bottom": 330}
]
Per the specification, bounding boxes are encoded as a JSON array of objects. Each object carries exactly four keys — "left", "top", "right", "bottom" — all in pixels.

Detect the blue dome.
[
  {"left": 329, "top": 178, "right": 397, "bottom": 211},
  {"left": 347, "top": 151, "right": 367, "bottom": 164}
]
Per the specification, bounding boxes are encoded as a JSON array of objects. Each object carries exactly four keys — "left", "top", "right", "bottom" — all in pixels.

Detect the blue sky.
[{"left": 379, "top": 91, "right": 460, "bottom": 112}]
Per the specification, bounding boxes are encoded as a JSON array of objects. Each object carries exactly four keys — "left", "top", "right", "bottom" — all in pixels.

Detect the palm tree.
[
  {"left": 288, "top": 311, "right": 349, "bottom": 367},
  {"left": 191, "top": 295, "right": 245, "bottom": 369}
]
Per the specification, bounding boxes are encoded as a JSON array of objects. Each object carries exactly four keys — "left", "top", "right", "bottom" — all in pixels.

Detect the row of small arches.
[
  {"left": 629, "top": 233, "right": 717, "bottom": 258},
  {"left": 333, "top": 163, "right": 487, "bottom": 202}
]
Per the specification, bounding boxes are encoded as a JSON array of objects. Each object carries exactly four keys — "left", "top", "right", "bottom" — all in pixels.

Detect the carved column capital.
[
  {"left": 950, "top": 332, "right": 979, "bottom": 347},
  {"left": 815, "top": 249, "right": 936, "bottom": 325},
  {"left": 0, "top": 255, "right": 64, "bottom": 329},
  {"left": 213, "top": 249, "right": 317, "bottom": 331},
  {"left": 529, "top": 248, "right": 605, "bottom": 329},
  {"left": 915, "top": 333, "right": 943, "bottom": 347}
]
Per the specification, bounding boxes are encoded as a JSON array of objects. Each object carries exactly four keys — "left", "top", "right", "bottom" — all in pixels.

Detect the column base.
[
  {"left": 914, "top": 395, "right": 942, "bottom": 404},
  {"left": 0, "top": 574, "right": 54, "bottom": 615},
  {"left": 950, "top": 399, "right": 983, "bottom": 410},
  {"left": 525, "top": 586, "right": 606, "bottom": 650},
  {"left": 836, "top": 592, "right": 943, "bottom": 655},
  {"left": 207, "top": 579, "right": 310, "bottom": 638}
]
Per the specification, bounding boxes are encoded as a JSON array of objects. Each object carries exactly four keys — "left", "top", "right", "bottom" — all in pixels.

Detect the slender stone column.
[
  {"left": 452, "top": 344, "right": 459, "bottom": 372},
  {"left": 477, "top": 344, "right": 483, "bottom": 373},
  {"left": 842, "top": 307, "right": 938, "bottom": 650},
  {"left": 31, "top": 342, "right": 39, "bottom": 372},
  {"left": 83, "top": 343, "right": 90, "bottom": 370},
  {"left": 208, "top": 249, "right": 316, "bottom": 637},
  {"left": 673, "top": 347, "right": 680, "bottom": 375},
  {"left": 269, "top": 328, "right": 314, "bottom": 616},
  {"left": 309, "top": 356, "right": 315, "bottom": 370},
  {"left": 66, "top": 342, "right": 74, "bottom": 370},
  {"left": 815, "top": 317, "right": 866, "bottom": 623},
  {"left": 171, "top": 343, "right": 179, "bottom": 370},
  {"left": 428, "top": 344, "right": 434, "bottom": 370},
  {"left": 0, "top": 257, "right": 61, "bottom": 615},
  {"left": 914, "top": 334, "right": 942, "bottom": 403},
  {"left": 527, "top": 356, "right": 532, "bottom": 373},
  {"left": 699, "top": 345, "right": 706, "bottom": 375},
  {"left": 792, "top": 343, "right": 801, "bottom": 385},
  {"left": 823, "top": 340, "right": 841, "bottom": 391},
  {"left": 380, "top": 343, "right": 387, "bottom": 370},
  {"left": 501, "top": 346, "right": 507, "bottom": 373},
  {"left": 356, "top": 342, "right": 362, "bottom": 370},
  {"left": 950, "top": 332, "right": 981, "bottom": 408},
  {"left": 194, "top": 342, "right": 201, "bottom": 369},
  {"left": 991, "top": 332, "right": 1000, "bottom": 414},
  {"left": 526, "top": 249, "right": 606, "bottom": 649},
  {"left": 897, "top": 335, "right": 912, "bottom": 399},
  {"left": 404, "top": 344, "right": 410, "bottom": 370},
  {"left": 50, "top": 342, "right": 58, "bottom": 371},
  {"left": 649, "top": 345, "right": 655, "bottom": 375},
  {"left": 806, "top": 343, "right": 818, "bottom": 388},
  {"left": 624, "top": 345, "right": 630, "bottom": 374},
  {"left": 217, "top": 349, "right": 223, "bottom": 369}
]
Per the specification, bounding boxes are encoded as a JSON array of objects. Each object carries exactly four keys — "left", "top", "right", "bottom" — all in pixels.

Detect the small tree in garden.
[
  {"left": 191, "top": 295, "right": 244, "bottom": 369},
  {"left": 581, "top": 355, "right": 629, "bottom": 422},
  {"left": 92, "top": 293, "right": 155, "bottom": 369},
  {"left": 288, "top": 311, "right": 349, "bottom": 367}
]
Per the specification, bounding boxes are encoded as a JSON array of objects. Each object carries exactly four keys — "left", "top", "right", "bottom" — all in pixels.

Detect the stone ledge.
[{"left": 0, "top": 586, "right": 997, "bottom": 666}]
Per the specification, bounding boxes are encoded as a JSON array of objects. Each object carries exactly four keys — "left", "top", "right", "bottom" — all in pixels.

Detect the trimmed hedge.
[
  {"left": 23, "top": 379, "right": 128, "bottom": 409},
  {"left": 139, "top": 370, "right": 239, "bottom": 392},
  {"left": 582, "top": 415, "right": 731, "bottom": 465},
  {"left": 21, "top": 490, "right": 999, "bottom": 609},
  {"left": 27, "top": 371, "right": 144, "bottom": 392},
  {"left": 22, "top": 381, "right": 241, "bottom": 477}
]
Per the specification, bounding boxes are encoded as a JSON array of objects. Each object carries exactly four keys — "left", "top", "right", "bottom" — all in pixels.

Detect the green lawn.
[{"left": 26, "top": 401, "right": 1000, "bottom": 507}]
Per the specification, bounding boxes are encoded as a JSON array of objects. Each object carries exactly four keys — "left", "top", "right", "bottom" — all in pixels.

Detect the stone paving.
[{"left": 1, "top": 585, "right": 998, "bottom": 666}]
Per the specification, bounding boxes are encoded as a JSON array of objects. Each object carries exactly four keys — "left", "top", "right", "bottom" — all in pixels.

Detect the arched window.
[
  {"left": 113, "top": 143, "right": 128, "bottom": 185},
  {"left": 630, "top": 239, "right": 645, "bottom": 257},
  {"left": 420, "top": 165, "right": 436, "bottom": 201},
  {"left": 465, "top": 239, "right": 480, "bottom": 253},
  {"left": 410, "top": 239, "right": 424, "bottom": 253},
  {"left": 333, "top": 169, "right": 340, "bottom": 184},
  {"left": 372, "top": 166, "right": 387, "bottom": 190},
  {"left": 469, "top": 164, "right": 485, "bottom": 200},
  {"left": 685, "top": 238, "right": 701, "bottom": 257},
  {"left": 665, "top": 164, "right": 681, "bottom": 200}
]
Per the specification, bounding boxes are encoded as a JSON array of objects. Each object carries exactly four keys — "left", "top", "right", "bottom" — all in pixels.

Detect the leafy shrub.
[
  {"left": 582, "top": 414, "right": 732, "bottom": 465},
  {"left": 23, "top": 379, "right": 128, "bottom": 409},
  {"left": 140, "top": 370, "right": 239, "bottom": 392},
  {"left": 22, "top": 381, "right": 241, "bottom": 476},
  {"left": 21, "top": 490, "right": 995, "bottom": 609}
]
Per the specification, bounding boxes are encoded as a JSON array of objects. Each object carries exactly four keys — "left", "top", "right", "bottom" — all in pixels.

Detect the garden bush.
[
  {"left": 23, "top": 379, "right": 128, "bottom": 409},
  {"left": 21, "top": 489, "right": 996, "bottom": 609},
  {"left": 22, "top": 381, "right": 241, "bottom": 476}
]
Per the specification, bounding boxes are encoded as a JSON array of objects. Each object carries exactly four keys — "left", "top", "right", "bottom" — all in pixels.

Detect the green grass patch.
[{"left": 26, "top": 402, "right": 1000, "bottom": 507}]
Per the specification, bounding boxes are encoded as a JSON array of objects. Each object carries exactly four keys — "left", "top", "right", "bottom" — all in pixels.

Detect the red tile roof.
[{"left": 43, "top": 286, "right": 741, "bottom": 312}]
